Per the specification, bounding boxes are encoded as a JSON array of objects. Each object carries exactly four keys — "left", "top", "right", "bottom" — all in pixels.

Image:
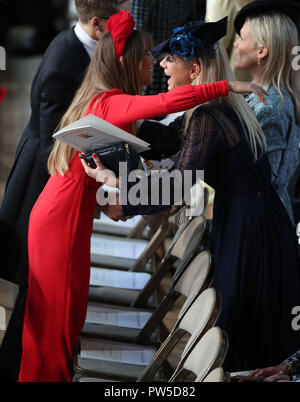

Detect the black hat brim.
[
  {"left": 234, "top": 0, "right": 300, "bottom": 35},
  {"left": 153, "top": 38, "right": 171, "bottom": 55},
  {"left": 152, "top": 17, "right": 228, "bottom": 56}
]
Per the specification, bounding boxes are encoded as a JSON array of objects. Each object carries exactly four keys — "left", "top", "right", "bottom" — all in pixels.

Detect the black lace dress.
[{"left": 124, "top": 101, "right": 300, "bottom": 371}]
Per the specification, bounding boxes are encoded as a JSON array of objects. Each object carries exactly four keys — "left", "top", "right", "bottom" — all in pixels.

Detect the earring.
[{"left": 257, "top": 58, "right": 261, "bottom": 65}]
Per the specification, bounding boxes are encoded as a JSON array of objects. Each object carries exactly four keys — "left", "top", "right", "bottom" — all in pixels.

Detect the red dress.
[{"left": 18, "top": 82, "right": 228, "bottom": 382}]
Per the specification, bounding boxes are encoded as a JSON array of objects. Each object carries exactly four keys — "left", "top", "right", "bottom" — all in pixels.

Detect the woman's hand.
[
  {"left": 99, "top": 192, "right": 127, "bottom": 222},
  {"left": 101, "top": 202, "right": 126, "bottom": 222},
  {"left": 80, "top": 153, "right": 120, "bottom": 187},
  {"left": 228, "top": 81, "right": 269, "bottom": 105},
  {"left": 251, "top": 364, "right": 292, "bottom": 382},
  {"left": 80, "top": 153, "right": 131, "bottom": 221}
]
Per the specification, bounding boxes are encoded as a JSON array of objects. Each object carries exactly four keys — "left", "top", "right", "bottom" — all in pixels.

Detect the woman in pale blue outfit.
[
  {"left": 244, "top": 86, "right": 299, "bottom": 223},
  {"left": 233, "top": 1, "right": 300, "bottom": 224}
]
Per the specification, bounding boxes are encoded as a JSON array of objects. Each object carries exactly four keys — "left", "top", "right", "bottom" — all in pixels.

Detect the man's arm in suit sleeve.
[{"left": 39, "top": 69, "right": 78, "bottom": 156}]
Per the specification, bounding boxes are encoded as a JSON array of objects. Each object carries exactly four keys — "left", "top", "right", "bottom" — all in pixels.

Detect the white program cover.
[{"left": 53, "top": 114, "right": 150, "bottom": 153}]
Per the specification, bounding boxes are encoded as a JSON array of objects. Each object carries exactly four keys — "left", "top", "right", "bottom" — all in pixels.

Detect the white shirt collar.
[{"left": 74, "top": 22, "right": 97, "bottom": 59}]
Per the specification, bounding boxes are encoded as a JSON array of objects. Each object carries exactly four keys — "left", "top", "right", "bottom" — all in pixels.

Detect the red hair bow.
[
  {"left": 107, "top": 10, "right": 135, "bottom": 59},
  {"left": 0, "top": 86, "right": 7, "bottom": 105}
]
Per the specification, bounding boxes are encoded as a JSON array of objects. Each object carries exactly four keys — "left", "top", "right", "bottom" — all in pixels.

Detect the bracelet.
[{"left": 278, "top": 362, "right": 293, "bottom": 377}]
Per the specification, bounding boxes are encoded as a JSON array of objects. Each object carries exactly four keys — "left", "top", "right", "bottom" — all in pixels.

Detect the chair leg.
[
  {"left": 158, "top": 321, "right": 171, "bottom": 343},
  {"left": 160, "top": 359, "right": 174, "bottom": 381},
  {"left": 131, "top": 256, "right": 177, "bottom": 308},
  {"left": 134, "top": 292, "right": 179, "bottom": 344}
]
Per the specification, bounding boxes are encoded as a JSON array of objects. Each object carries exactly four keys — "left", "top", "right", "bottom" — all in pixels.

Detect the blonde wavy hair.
[
  {"left": 48, "top": 29, "right": 153, "bottom": 176},
  {"left": 184, "top": 42, "right": 267, "bottom": 160},
  {"left": 247, "top": 12, "right": 300, "bottom": 125}
]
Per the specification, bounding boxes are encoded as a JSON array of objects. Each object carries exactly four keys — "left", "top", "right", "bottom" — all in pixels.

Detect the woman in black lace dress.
[{"left": 82, "top": 19, "right": 300, "bottom": 372}]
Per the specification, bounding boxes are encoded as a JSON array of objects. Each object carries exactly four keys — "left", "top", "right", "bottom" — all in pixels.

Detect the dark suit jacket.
[{"left": 0, "top": 28, "right": 90, "bottom": 287}]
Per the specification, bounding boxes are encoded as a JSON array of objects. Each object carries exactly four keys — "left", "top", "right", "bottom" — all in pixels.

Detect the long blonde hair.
[
  {"left": 184, "top": 42, "right": 267, "bottom": 160},
  {"left": 248, "top": 12, "right": 300, "bottom": 125},
  {"left": 48, "top": 29, "right": 153, "bottom": 176}
]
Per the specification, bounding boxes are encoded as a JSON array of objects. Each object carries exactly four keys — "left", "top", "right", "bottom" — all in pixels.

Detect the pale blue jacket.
[{"left": 245, "top": 85, "right": 299, "bottom": 224}]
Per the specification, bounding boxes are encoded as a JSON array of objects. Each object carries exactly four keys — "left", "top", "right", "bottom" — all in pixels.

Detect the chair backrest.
[
  {"left": 202, "top": 367, "right": 228, "bottom": 382},
  {"left": 170, "top": 216, "right": 206, "bottom": 260},
  {"left": 131, "top": 219, "right": 209, "bottom": 308},
  {"left": 133, "top": 250, "right": 214, "bottom": 340},
  {"left": 184, "top": 180, "right": 205, "bottom": 218},
  {"left": 175, "top": 288, "right": 221, "bottom": 338},
  {"left": 173, "top": 250, "right": 212, "bottom": 300},
  {"left": 170, "top": 327, "right": 229, "bottom": 382},
  {"left": 177, "top": 251, "right": 213, "bottom": 321},
  {"left": 170, "top": 183, "right": 210, "bottom": 227},
  {"left": 135, "top": 213, "right": 209, "bottom": 277},
  {"left": 137, "top": 288, "right": 221, "bottom": 382}
]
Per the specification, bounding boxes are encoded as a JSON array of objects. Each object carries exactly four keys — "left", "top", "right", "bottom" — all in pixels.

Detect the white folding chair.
[
  {"left": 93, "top": 214, "right": 150, "bottom": 239},
  {"left": 137, "top": 287, "right": 221, "bottom": 382},
  {"left": 74, "top": 287, "right": 220, "bottom": 382},
  {"left": 88, "top": 216, "right": 210, "bottom": 307},
  {"left": 90, "top": 232, "right": 150, "bottom": 270},
  {"left": 170, "top": 327, "right": 229, "bottom": 382},
  {"left": 202, "top": 367, "right": 229, "bottom": 382},
  {"left": 82, "top": 244, "right": 211, "bottom": 345},
  {"left": 89, "top": 184, "right": 210, "bottom": 272}
]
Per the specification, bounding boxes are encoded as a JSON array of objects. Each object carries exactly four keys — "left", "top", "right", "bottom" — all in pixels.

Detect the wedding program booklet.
[{"left": 52, "top": 113, "right": 150, "bottom": 154}]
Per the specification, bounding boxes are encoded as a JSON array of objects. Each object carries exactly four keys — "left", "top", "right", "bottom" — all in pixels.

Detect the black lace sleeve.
[
  {"left": 284, "top": 350, "right": 300, "bottom": 380},
  {"left": 173, "top": 106, "right": 224, "bottom": 173},
  {"left": 122, "top": 106, "right": 224, "bottom": 216}
]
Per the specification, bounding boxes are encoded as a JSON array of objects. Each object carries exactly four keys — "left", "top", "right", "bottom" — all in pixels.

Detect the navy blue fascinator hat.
[
  {"left": 153, "top": 17, "right": 228, "bottom": 61},
  {"left": 234, "top": 0, "right": 300, "bottom": 35}
]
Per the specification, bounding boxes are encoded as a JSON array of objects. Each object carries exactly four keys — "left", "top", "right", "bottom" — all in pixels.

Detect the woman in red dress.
[{"left": 17, "top": 11, "right": 267, "bottom": 382}]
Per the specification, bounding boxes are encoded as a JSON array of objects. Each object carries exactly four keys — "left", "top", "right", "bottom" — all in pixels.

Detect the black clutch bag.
[{"left": 83, "top": 142, "right": 140, "bottom": 176}]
